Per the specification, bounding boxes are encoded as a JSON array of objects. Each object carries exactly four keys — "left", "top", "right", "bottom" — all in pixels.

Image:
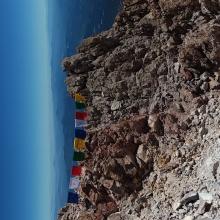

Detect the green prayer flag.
[
  {"left": 75, "top": 102, "right": 86, "bottom": 109},
  {"left": 73, "top": 151, "right": 85, "bottom": 161}
]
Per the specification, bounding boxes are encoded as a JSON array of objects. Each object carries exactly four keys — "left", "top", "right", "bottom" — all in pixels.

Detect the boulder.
[
  {"left": 107, "top": 212, "right": 122, "bottom": 220},
  {"left": 148, "top": 114, "right": 164, "bottom": 136}
]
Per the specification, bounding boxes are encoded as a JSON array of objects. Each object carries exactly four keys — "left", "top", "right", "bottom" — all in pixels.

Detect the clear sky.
[{"left": 0, "top": 0, "right": 54, "bottom": 219}]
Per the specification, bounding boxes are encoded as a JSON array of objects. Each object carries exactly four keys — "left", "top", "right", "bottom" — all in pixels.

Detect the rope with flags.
[{"left": 67, "top": 93, "right": 87, "bottom": 204}]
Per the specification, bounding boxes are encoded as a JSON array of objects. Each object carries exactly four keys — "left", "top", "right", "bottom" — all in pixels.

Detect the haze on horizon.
[{"left": 0, "top": 0, "right": 56, "bottom": 219}]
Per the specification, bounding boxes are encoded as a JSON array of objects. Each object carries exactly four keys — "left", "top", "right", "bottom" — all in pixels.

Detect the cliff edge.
[{"left": 59, "top": 0, "right": 220, "bottom": 219}]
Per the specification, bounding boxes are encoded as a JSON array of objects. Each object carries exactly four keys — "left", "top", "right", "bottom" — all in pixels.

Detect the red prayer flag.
[
  {"left": 75, "top": 112, "right": 88, "bottom": 121},
  {"left": 72, "top": 166, "right": 82, "bottom": 176}
]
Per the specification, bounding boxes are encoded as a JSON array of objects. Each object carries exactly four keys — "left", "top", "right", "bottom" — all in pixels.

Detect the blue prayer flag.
[
  {"left": 68, "top": 192, "right": 79, "bottom": 204},
  {"left": 75, "top": 129, "right": 87, "bottom": 139}
]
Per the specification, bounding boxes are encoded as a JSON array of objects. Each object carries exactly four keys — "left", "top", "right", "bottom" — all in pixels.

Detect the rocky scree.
[{"left": 58, "top": 0, "right": 220, "bottom": 219}]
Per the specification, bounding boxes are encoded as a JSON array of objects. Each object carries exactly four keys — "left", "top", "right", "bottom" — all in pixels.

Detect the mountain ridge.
[{"left": 59, "top": 0, "right": 220, "bottom": 219}]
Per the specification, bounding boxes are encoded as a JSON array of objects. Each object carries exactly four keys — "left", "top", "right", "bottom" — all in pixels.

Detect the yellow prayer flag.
[
  {"left": 75, "top": 93, "right": 86, "bottom": 103},
  {"left": 74, "top": 138, "right": 86, "bottom": 151}
]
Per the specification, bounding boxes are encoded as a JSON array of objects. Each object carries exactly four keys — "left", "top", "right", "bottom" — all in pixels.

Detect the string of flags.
[{"left": 67, "top": 93, "right": 87, "bottom": 204}]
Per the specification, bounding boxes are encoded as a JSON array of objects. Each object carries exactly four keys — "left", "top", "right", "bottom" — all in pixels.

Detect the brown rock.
[
  {"left": 59, "top": 0, "right": 220, "bottom": 219},
  {"left": 209, "top": 78, "right": 220, "bottom": 90},
  {"left": 107, "top": 212, "right": 122, "bottom": 220},
  {"left": 148, "top": 114, "right": 164, "bottom": 136},
  {"left": 136, "top": 144, "right": 152, "bottom": 165}
]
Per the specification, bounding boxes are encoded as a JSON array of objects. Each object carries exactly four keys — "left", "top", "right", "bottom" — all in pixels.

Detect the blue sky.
[
  {"left": 0, "top": 1, "right": 122, "bottom": 219},
  {"left": 0, "top": 0, "right": 54, "bottom": 219}
]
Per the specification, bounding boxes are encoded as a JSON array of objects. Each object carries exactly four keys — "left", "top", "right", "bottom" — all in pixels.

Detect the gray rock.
[
  {"left": 107, "top": 212, "right": 122, "bottom": 220},
  {"left": 148, "top": 114, "right": 164, "bottom": 135},
  {"left": 199, "top": 193, "right": 213, "bottom": 204},
  {"left": 174, "top": 192, "right": 199, "bottom": 211},
  {"left": 214, "top": 72, "right": 220, "bottom": 83},
  {"left": 199, "top": 127, "right": 208, "bottom": 138},
  {"left": 196, "top": 217, "right": 213, "bottom": 220},
  {"left": 201, "top": 82, "right": 210, "bottom": 91},
  {"left": 197, "top": 200, "right": 212, "bottom": 215},
  {"left": 209, "top": 79, "right": 220, "bottom": 90},
  {"left": 136, "top": 144, "right": 151, "bottom": 165},
  {"left": 183, "top": 216, "right": 194, "bottom": 220},
  {"left": 200, "top": 72, "right": 210, "bottom": 81},
  {"left": 111, "top": 101, "right": 122, "bottom": 111},
  {"left": 181, "top": 192, "right": 199, "bottom": 205},
  {"left": 173, "top": 202, "right": 182, "bottom": 211}
]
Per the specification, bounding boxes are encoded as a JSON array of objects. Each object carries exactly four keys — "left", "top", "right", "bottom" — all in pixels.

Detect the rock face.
[{"left": 59, "top": 0, "right": 220, "bottom": 219}]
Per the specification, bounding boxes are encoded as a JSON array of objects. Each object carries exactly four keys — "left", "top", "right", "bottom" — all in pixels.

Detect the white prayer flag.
[
  {"left": 75, "top": 119, "right": 87, "bottom": 128},
  {"left": 69, "top": 177, "right": 80, "bottom": 190}
]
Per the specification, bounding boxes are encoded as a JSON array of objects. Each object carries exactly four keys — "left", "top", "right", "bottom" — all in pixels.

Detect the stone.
[
  {"left": 63, "top": 53, "right": 94, "bottom": 74},
  {"left": 199, "top": 193, "right": 213, "bottom": 204},
  {"left": 199, "top": 0, "right": 219, "bottom": 14},
  {"left": 173, "top": 192, "right": 199, "bottom": 210},
  {"left": 107, "top": 212, "right": 122, "bottom": 220},
  {"left": 102, "top": 179, "right": 115, "bottom": 189},
  {"left": 148, "top": 114, "right": 164, "bottom": 135},
  {"left": 97, "top": 201, "right": 118, "bottom": 217},
  {"left": 199, "top": 127, "right": 208, "bottom": 138},
  {"left": 183, "top": 216, "right": 194, "bottom": 220},
  {"left": 209, "top": 79, "right": 220, "bottom": 90},
  {"left": 197, "top": 200, "right": 211, "bottom": 215},
  {"left": 214, "top": 72, "right": 220, "bottom": 82},
  {"left": 197, "top": 218, "right": 213, "bottom": 220},
  {"left": 200, "top": 72, "right": 210, "bottom": 81},
  {"left": 111, "top": 101, "right": 122, "bottom": 111},
  {"left": 136, "top": 144, "right": 152, "bottom": 167},
  {"left": 159, "top": 0, "right": 199, "bottom": 12},
  {"left": 181, "top": 192, "right": 199, "bottom": 205},
  {"left": 173, "top": 202, "right": 182, "bottom": 211},
  {"left": 200, "top": 82, "right": 209, "bottom": 91}
]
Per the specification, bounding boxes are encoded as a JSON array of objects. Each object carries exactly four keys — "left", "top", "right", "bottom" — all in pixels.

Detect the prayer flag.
[
  {"left": 69, "top": 177, "right": 80, "bottom": 190},
  {"left": 75, "top": 102, "right": 86, "bottom": 110},
  {"left": 75, "top": 129, "right": 87, "bottom": 139},
  {"left": 72, "top": 166, "right": 82, "bottom": 176},
  {"left": 75, "top": 112, "right": 88, "bottom": 120},
  {"left": 73, "top": 151, "right": 85, "bottom": 161},
  {"left": 75, "top": 119, "right": 87, "bottom": 128},
  {"left": 74, "top": 138, "right": 86, "bottom": 151},
  {"left": 68, "top": 192, "right": 79, "bottom": 204},
  {"left": 75, "top": 93, "right": 86, "bottom": 103}
]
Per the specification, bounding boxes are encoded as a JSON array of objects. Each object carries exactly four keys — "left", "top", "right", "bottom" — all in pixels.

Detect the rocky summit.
[{"left": 59, "top": 0, "right": 220, "bottom": 219}]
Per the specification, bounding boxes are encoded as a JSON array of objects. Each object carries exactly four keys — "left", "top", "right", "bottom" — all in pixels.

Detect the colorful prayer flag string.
[{"left": 67, "top": 93, "right": 87, "bottom": 204}]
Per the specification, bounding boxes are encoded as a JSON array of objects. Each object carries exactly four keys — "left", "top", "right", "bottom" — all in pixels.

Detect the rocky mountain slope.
[{"left": 58, "top": 0, "right": 220, "bottom": 219}]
